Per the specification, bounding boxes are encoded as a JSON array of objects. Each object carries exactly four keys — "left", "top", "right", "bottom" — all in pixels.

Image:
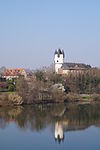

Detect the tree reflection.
[{"left": 0, "top": 103, "right": 100, "bottom": 142}]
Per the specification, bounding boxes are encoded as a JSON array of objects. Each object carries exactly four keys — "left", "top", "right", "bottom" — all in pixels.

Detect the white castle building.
[
  {"left": 54, "top": 49, "right": 65, "bottom": 73},
  {"left": 54, "top": 49, "right": 91, "bottom": 74}
]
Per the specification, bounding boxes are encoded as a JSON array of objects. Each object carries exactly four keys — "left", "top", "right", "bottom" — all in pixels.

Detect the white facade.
[
  {"left": 54, "top": 49, "right": 64, "bottom": 73},
  {"left": 2, "top": 76, "right": 19, "bottom": 80}
]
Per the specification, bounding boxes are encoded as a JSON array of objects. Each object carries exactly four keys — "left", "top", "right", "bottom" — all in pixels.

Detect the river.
[{"left": 0, "top": 103, "right": 100, "bottom": 150}]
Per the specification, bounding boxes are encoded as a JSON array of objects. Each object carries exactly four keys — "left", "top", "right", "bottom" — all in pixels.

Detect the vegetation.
[
  {"left": 8, "top": 93, "right": 23, "bottom": 105},
  {"left": 0, "top": 68, "right": 100, "bottom": 105},
  {"left": 0, "top": 79, "right": 15, "bottom": 92},
  {"left": 14, "top": 68, "right": 100, "bottom": 104},
  {"left": 63, "top": 68, "right": 100, "bottom": 94},
  {"left": 16, "top": 77, "right": 28, "bottom": 102}
]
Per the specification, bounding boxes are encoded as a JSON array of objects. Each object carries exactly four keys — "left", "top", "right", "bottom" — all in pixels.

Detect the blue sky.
[{"left": 0, "top": 0, "right": 100, "bottom": 69}]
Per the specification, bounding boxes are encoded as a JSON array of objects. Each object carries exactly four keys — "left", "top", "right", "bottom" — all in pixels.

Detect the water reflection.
[
  {"left": 55, "top": 121, "right": 65, "bottom": 143},
  {"left": 0, "top": 103, "right": 100, "bottom": 143}
]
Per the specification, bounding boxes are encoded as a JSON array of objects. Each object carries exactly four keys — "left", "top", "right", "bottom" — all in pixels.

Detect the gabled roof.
[
  {"left": 2, "top": 68, "right": 25, "bottom": 76},
  {"left": 61, "top": 63, "right": 91, "bottom": 70}
]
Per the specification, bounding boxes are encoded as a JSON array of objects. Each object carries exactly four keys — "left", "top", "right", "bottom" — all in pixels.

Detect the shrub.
[{"left": 8, "top": 93, "right": 23, "bottom": 105}]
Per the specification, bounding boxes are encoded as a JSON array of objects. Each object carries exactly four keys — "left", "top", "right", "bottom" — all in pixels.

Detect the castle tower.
[{"left": 54, "top": 49, "right": 64, "bottom": 73}]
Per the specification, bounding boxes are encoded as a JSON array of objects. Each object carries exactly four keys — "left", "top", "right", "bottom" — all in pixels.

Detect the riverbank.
[
  {"left": 0, "top": 92, "right": 100, "bottom": 106},
  {"left": 0, "top": 92, "right": 23, "bottom": 106}
]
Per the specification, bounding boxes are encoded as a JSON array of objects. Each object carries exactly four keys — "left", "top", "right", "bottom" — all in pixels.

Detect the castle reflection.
[
  {"left": 0, "top": 103, "right": 100, "bottom": 143},
  {"left": 55, "top": 121, "right": 65, "bottom": 143}
]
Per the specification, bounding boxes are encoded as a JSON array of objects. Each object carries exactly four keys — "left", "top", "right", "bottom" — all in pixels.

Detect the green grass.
[
  {"left": 0, "top": 91, "right": 16, "bottom": 94},
  {"left": 80, "top": 94, "right": 91, "bottom": 101}
]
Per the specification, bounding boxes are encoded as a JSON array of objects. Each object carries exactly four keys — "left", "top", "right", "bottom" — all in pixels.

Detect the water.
[{"left": 0, "top": 103, "right": 100, "bottom": 150}]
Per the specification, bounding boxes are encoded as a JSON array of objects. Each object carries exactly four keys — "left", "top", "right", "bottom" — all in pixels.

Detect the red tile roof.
[{"left": 2, "top": 68, "right": 25, "bottom": 76}]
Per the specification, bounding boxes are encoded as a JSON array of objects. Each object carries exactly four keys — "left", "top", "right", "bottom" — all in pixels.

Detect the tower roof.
[
  {"left": 54, "top": 49, "right": 65, "bottom": 58},
  {"left": 54, "top": 48, "right": 65, "bottom": 58},
  {"left": 58, "top": 49, "right": 62, "bottom": 54},
  {"left": 62, "top": 50, "right": 65, "bottom": 58},
  {"left": 55, "top": 50, "right": 58, "bottom": 54}
]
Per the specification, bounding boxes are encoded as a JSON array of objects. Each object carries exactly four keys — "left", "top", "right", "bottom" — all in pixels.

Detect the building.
[
  {"left": 2, "top": 68, "right": 27, "bottom": 80},
  {"left": 54, "top": 49, "right": 65, "bottom": 73},
  {"left": 54, "top": 49, "right": 91, "bottom": 74}
]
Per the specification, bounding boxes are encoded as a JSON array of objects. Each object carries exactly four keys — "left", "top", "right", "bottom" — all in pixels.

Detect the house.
[
  {"left": 54, "top": 49, "right": 91, "bottom": 74},
  {"left": 2, "top": 68, "right": 27, "bottom": 80},
  {"left": 58, "top": 62, "right": 91, "bottom": 75}
]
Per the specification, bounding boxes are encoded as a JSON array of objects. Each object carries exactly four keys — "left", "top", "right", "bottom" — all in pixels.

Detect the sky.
[{"left": 0, "top": 0, "right": 100, "bottom": 69}]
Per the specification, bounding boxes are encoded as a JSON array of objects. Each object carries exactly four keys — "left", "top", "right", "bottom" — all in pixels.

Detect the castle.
[{"left": 54, "top": 49, "right": 91, "bottom": 74}]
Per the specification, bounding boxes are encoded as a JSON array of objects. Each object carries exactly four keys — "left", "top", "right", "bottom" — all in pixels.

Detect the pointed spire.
[
  {"left": 55, "top": 49, "right": 58, "bottom": 55},
  {"left": 54, "top": 48, "right": 65, "bottom": 58},
  {"left": 58, "top": 48, "right": 62, "bottom": 54},
  {"left": 62, "top": 50, "right": 65, "bottom": 58}
]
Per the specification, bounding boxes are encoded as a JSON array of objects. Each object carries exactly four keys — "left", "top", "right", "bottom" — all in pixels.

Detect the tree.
[
  {"left": 8, "top": 84, "right": 15, "bottom": 92},
  {"left": 16, "top": 77, "right": 28, "bottom": 102},
  {"left": 6, "top": 79, "right": 15, "bottom": 92},
  {"left": 34, "top": 70, "right": 45, "bottom": 81}
]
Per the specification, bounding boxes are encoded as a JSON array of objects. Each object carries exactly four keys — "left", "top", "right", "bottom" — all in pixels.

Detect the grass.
[{"left": 0, "top": 91, "right": 16, "bottom": 94}]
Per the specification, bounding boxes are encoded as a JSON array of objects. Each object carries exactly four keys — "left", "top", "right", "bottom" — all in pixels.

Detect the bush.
[
  {"left": 8, "top": 84, "right": 15, "bottom": 92},
  {"left": 92, "top": 94, "right": 100, "bottom": 102},
  {"left": 8, "top": 93, "right": 23, "bottom": 105}
]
